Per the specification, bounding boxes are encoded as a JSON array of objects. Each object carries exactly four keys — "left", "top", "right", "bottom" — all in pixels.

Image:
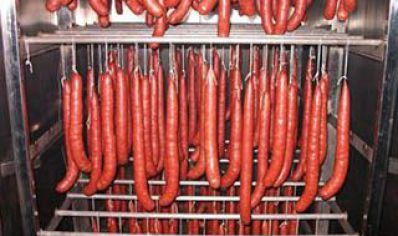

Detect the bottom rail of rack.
[
  {"left": 55, "top": 210, "right": 347, "bottom": 220},
  {"left": 37, "top": 231, "right": 359, "bottom": 236}
]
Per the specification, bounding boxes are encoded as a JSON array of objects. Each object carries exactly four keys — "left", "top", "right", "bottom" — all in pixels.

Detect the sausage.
[
  {"left": 260, "top": 0, "right": 275, "bottom": 34},
  {"left": 269, "top": 48, "right": 280, "bottom": 148},
  {"left": 149, "top": 71, "right": 160, "bottom": 168},
  {"left": 254, "top": 67, "right": 268, "bottom": 146},
  {"left": 204, "top": 68, "right": 221, "bottom": 189},
  {"left": 141, "top": 75, "right": 157, "bottom": 176},
  {"left": 126, "top": 72, "right": 133, "bottom": 157},
  {"left": 96, "top": 73, "right": 117, "bottom": 190},
  {"left": 292, "top": 56, "right": 314, "bottom": 181},
  {"left": 252, "top": 205, "right": 262, "bottom": 235},
  {"left": 115, "top": 0, "right": 123, "bottom": 14},
  {"left": 188, "top": 49, "right": 197, "bottom": 145},
  {"left": 98, "top": 15, "right": 111, "bottom": 27},
  {"left": 132, "top": 68, "right": 155, "bottom": 211},
  {"left": 220, "top": 69, "right": 242, "bottom": 189},
  {"left": 226, "top": 187, "right": 236, "bottom": 235},
  {"left": 128, "top": 202, "right": 143, "bottom": 234},
  {"left": 319, "top": 73, "right": 329, "bottom": 166},
  {"left": 67, "top": 0, "right": 78, "bottom": 11},
  {"left": 157, "top": 65, "right": 166, "bottom": 173},
  {"left": 195, "top": 0, "right": 218, "bottom": 15},
  {"left": 343, "top": 0, "right": 357, "bottom": 13},
  {"left": 213, "top": 49, "right": 221, "bottom": 82},
  {"left": 179, "top": 70, "right": 189, "bottom": 162},
  {"left": 169, "top": 0, "right": 193, "bottom": 25},
  {"left": 239, "top": 0, "right": 256, "bottom": 16},
  {"left": 61, "top": 0, "right": 73, "bottom": 6},
  {"left": 145, "top": 11, "right": 155, "bottom": 27},
  {"left": 187, "top": 185, "right": 199, "bottom": 235},
  {"left": 159, "top": 73, "right": 180, "bottom": 206},
  {"left": 83, "top": 92, "right": 102, "bottom": 196},
  {"left": 69, "top": 72, "right": 92, "bottom": 172},
  {"left": 268, "top": 189, "right": 280, "bottom": 235},
  {"left": 319, "top": 80, "right": 350, "bottom": 200},
  {"left": 106, "top": 189, "right": 118, "bottom": 233},
  {"left": 287, "top": 0, "right": 306, "bottom": 31},
  {"left": 56, "top": 80, "right": 80, "bottom": 193},
  {"left": 196, "top": 186, "right": 208, "bottom": 213},
  {"left": 218, "top": 0, "right": 231, "bottom": 37},
  {"left": 263, "top": 67, "right": 288, "bottom": 187},
  {"left": 296, "top": 83, "right": 322, "bottom": 212},
  {"left": 274, "top": 0, "right": 290, "bottom": 34},
  {"left": 217, "top": 66, "right": 227, "bottom": 158},
  {"left": 274, "top": 59, "right": 299, "bottom": 187},
  {"left": 142, "top": 0, "right": 165, "bottom": 17},
  {"left": 240, "top": 77, "right": 255, "bottom": 225},
  {"left": 88, "top": 0, "right": 109, "bottom": 16},
  {"left": 86, "top": 68, "right": 94, "bottom": 157},
  {"left": 272, "top": 0, "right": 279, "bottom": 21},
  {"left": 115, "top": 69, "right": 129, "bottom": 165},
  {"left": 149, "top": 8, "right": 168, "bottom": 49},
  {"left": 337, "top": 1, "right": 349, "bottom": 21},
  {"left": 168, "top": 203, "right": 179, "bottom": 234},
  {"left": 125, "top": 0, "right": 145, "bottom": 14},
  {"left": 165, "top": 0, "right": 181, "bottom": 7},
  {"left": 208, "top": 188, "right": 220, "bottom": 234},
  {"left": 46, "top": 0, "right": 61, "bottom": 12},
  {"left": 250, "top": 92, "right": 271, "bottom": 208},
  {"left": 238, "top": 221, "right": 251, "bottom": 235},
  {"left": 324, "top": 0, "right": 338, "bottom": 20},
  {"left": 118, "top": 167, "right": 127, "bottom": 213}
]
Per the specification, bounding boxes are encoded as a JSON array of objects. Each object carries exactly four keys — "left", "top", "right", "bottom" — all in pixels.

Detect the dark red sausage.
[
  {"left": 250, "top": 92, "right": 271, "bottom": 208},
  {"left": 159, "top": 72, "right": 180, "bottom": 206},
  {"left": 287, "top": 0, "right": 306, "bottom": 31},
  {"left": 217, "top": 66, "right": 227, "bottom": 158},
  {"left": 88, "top": 0, "right": 109, "bottom": 16},
  {"left": 343, "top": 0, "right": 356, "bottom": 13},
  {"left": 239, "top": 0, "right": 256, "bottom": 16},
  {"left": 150, "top": 71, "right": 160, "bottom": 167},
  {"left": 83, "top": 92, "right": 102, "bottom": 196},
  {"left": 319, "top": 72, "right": 329, "bottom": 166},
  {"left": 70, "top": 72, "right": 92, "bottom": 172},
  {"left": 226, "top": 187, "right": 236, "bottom": 235},
  {"left": 132, "top": 69, "right": 155, "bottom": 211},
  {"left": 157, "top": 65, "right": 166, "bottom": 173},
  {"left": 169, "top": 0, "right": 193, "bottom": 25},
  {"left": 337, "top": 0, "right": 349, "bottom": 21},
  {"left": 296, "top": 83, "right": 322, "bottom": 212},
  {"left": 188, "top": 49, "right": 197, "bottom": 145},
  {"left": 240, "top": 78, "right": 255, "bottom": 225},
  {"left": 260, "top": 0, "right": 275, "bottom": 34},
  {"left": 319, "top": 80, "right": 350, "bottom": 200},
  {"left": 46, "top": 0, "right": 61, "bottom": 12},
  {"left": 324, "top": 0, "right": 338, "bottom": 20},
  {"left": 218, "top": 0, "right": 231, "bottom": 37},
  {"left": 67, "top": 0, "right": 78, "bottom": 10},
  {"left": 115, "top": 69, "right": 129, "bottom": 165},
  {"left": 179, "top": 70, "right": 189, "bottom": 162},
  {"left": 274, "top": 0, "right": 290, "bottom": 34},
  {"left": 263, "top": 67, "right": 288, "bottom": 187},
  {"left": 97, "top": 73, "right": 117, "bottom": 190},
  {"left": 115, "top": 0, "right": 123, "bottom": 14},
  {"left": 165, "top": 0, "right": 180, "bottom": 7},
  {"left": 125, "top": 0, "right": 145, "bottom": 15},
  {"left": 56, "top": 80, "right": 80, "bottom": 193}
]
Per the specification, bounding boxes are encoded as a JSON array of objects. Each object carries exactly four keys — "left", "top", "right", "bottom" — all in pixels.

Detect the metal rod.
[
  {"left": 67, "top": 193, "right": 334, "bottom": 202},
  {"left": 23, "top": 35, "right": 383, "bottom": 46},
  {"left": 55, "top": 210, "right": 347, "bottom": 220}
]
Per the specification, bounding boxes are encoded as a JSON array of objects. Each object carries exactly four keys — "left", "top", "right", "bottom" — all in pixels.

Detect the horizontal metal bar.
[
  {"left": 67, "top": 193, "right": 334, "bottom": 202},
  {"left": 55, "top": 210, "right": 347, "bottom": 220},
  {"left": 38, "top": 231, "right": 358, "bottom": 236},
  {"left": 77, "top": 179, "right": 322, "bottom": 187}
]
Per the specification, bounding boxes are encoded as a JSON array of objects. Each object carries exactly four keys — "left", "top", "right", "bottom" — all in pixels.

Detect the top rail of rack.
[{"left": 23, "top": 24, "right": 384, "bottom": 46}]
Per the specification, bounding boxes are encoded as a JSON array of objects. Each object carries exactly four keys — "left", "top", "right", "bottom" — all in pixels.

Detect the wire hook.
[{"left": 338, "top": 43, "right": 350, "bottom": 85}]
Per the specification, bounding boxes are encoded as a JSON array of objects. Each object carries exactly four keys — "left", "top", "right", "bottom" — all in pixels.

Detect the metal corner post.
[
  {"left": 362, "top": 0, "right": 398, "bottom": 235},
  {"left": 0, "top": 1, "right": 38, "bottom": 235}
]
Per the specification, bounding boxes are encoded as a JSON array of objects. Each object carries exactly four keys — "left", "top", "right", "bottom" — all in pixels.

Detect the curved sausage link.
[
  {"left": 188, "top": 49, "right": 197, "bottom": 145},
  {"left": 115, "top": 69, "right": 129, "bottom": 165},
  {"left": 274, "top": 0, "right": 290, "bottom": 34},
  {"left": 179, "top": 71, "right": 189, "bottom": 162},
  {"left": 150, "top": 71, "right": 160, "bottom": 167},
  {"left": 260, "top": 0, "right": 275, "bottom": 34},
  {"left": 287, "top": 0, "right": 307, "bottom": 31},
  {"left": 143, "top": 0, "right": 165, "bottom": 17},
  {"left": 296, "top": 83, "right": 322, "bottom": 212},
  {"left": 319, "top": 80, "right": 350, "bottom": 200},
  {"left": 88, "top": 0, "right": 109, "bottom": 16},
  {"left": 56, "top": 80, "right": 80, "bottom": 193},
  {"left": 125, "top": 0, "right": 145, "bottom": 15},
  {"left": 157, "top": 65, "right": 166, "bottom": 173},
  {"left": 319, "top": 72, "right": 329, "bottom": 166},
  {"left": 217, "top": 66, "right": 227, "bottom": 158},
  {"left": 169, "top": 0, "right": 193, "bottom": 25},
  {"left": 324, "top": 0, "right": 338, "bottom": 20},
  {"left": 240, "top": 78, "right": 255, "bottom": 225},
  {"left": 132, "top": 69, "right": 155, "bottom": 211},
  {"left": 195, "top": 0, "right": 218, "bottom": 15},
  {"left": 159, "top": 73, "right": 180, "bottom": 206}
]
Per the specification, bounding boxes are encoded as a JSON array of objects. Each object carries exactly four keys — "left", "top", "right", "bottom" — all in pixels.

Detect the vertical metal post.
[
  {"left": 362, "top": 1, "right": 398, "bottom": 235},
  {"left": 0, "top": 0, "right": 38, "bottom": 235}
]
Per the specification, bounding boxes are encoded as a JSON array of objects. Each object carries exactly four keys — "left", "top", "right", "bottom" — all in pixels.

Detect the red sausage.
[
  {"left": 106, "top": 189, "right": 118, "bottom": 233},
  {"left": 168, "top": 203, "right": 179, "bottom": 234},
  {"left": 179, "top": 70, "right": 189, "bottom": 162},
  {"left": 126, "top": 72, "right": 133, "bottom": 156},
  {"left": 239, "top": 0, "right": 256, "bottom": 16},
  {"left": 56, "top": 80, "right": 80, "bottom": 193},
  {"left": 319, "top": 72, "right": 329, "bottom": 166},
  {"left": 343, "top": 0, "right": 357, "bottom": 13},
  {"left": 217, "top": 66, "right": 227, "bottom": 158},
  {"left": 132, "top": 69, "right": 155, "bottom": 211},
  {"left": 157, "top": 65, "right": 166, "bottom": 173},
  {"left": 83, "top": 92, "right": 103, "bottom": 196},
  {"left": 61, "top": 0, "right": 73, "bottom": 6},
  {"left": 292, "top": 56, "right": 314, "bottom": 181},
  {"left": 149, "top": 8, "right": 168, "bottom": 49},
  {"left": 146, "top": 11, "right": 154, "bottom": 27},
  {"left": 88, "top": 0, "right": 109, "bottom": 16},
  {"left": 46, "top": 0, "right": 61, "bottom": 12},
  {"left": 252, "top": 205, "right": 262, "bottom": 235},
  {"left": 188, "top": 49, "right": 197, "bottom": 145},
  {"left": 97, "top": 73, "right": 117, "bottom": 190},
  {"left": 204, "top": 68, "right": 221, "bottom": 189},
  {"left": 169, "top": 0, "right": 193, "bottom": 25},
  {"left": 263, "top": 67, "right": 288, "bottom": 187},
  {"left": 159, "top": 73, "right": 180, "bottom": 206},
  {"left": 115, "top": 0, "right": 123, "bottom": 14},
  {"left": 260, "top": 0, "right": 275, "bottom": 34},
  {"left": 218, "top": 0, "right": 231, "bottom": 37},
  {"left": 226, "top": 187, "right": 236, "bottom": 235},
  {"left": 128, "top": 202, "right": 143, "bottom": 234},
  {"left": 98, "top": 15, "right": 111, "bottom": 27},
  {"left": 208, "top": 188, "right": 220, "bottom": 234},
  {"left": 149, "top": 71, "right": 160, "bottom": 167},
  {"left": 86, "top": 68, "right": 94, "bottom": 157},
  {"left": 274, "top": 60, "right": 299, "bottom": 187},
  {"left": 187, "top": 185, "right": 199, "bottom": 235},
  {"left": 142, "top": 0, "right": 165, "bottom": 17},
  {"left": 324, "top": 0, "right": 338, "bottom": 20},
  {"left": 240, "top": 78, "right": 255, "bottom": 225},
  {"left": 69, "top": 72, "right": 92, "bottom": 172},
  {"left": 220, "top": 70, "right": 242, "bottom": 189},
  {"left": 319, "top": 80, "right": 350, "bottom": 200},
  {"left": 125, "top": 0, "right": 145, "bottom": 14},
  {"left": 250, "top": 92, "right": 271, "bottom": 208},
  {"left": 67, "top": 0, "right": 78, "bottom": 10},
  {"left": 195, "top": 0, "right": 218, "bottom": 15},
  {"left": 165, "top": 0, "right": 181, "bottom": 7},
  {"left": 115, "top": 69, "right": 129, "bottom": 165},
  {"left": 296, "top": 83, "right": 322, "bottom": 212},
  {"left": 274, "top": 0, "right": 290, "bottom": 34},
  {"left": 141, "top": 75, "right": 157, "bottom": 176},
  {"left": 337, "top": 1, "right": 349, "bottom": 21},
  {"left": 287, "top": 0, "right": 306, "bottom": 31}
]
